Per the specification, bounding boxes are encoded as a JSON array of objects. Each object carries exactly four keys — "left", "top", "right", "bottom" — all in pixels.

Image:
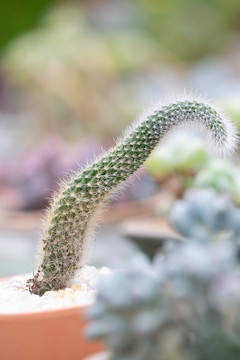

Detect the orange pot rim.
[{"left": 0, "top": 303, "right": 89, "bottom": 319}]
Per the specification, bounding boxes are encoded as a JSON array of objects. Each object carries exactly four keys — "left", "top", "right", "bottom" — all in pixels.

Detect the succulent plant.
[
  {"left": 87, "top": 232, "right": 240, "bottom": 360},
  {"left": 221, "top": 99, "right": 240, "bottom": 130},
  {"left": 193, "top": 158, "right": 240, "bottom": 205},
  {"left": 27, "top": 100, "right": 236, "bottom": 295},
  {"left": 146, "top": 132, "right": 208, "bottom": 178},
  {"left": 170, "top": 188, "right": 240, "bottom": 243}
]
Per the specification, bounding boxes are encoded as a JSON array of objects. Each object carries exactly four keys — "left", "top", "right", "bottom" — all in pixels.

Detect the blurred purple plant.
[{"left": 0, "top": 136, "right": 108, "bottom": 210}]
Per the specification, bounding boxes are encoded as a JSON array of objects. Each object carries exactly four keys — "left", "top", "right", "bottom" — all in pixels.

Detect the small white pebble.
[{"left": 99, "top": 267, "right": 113, "bottom": 275}]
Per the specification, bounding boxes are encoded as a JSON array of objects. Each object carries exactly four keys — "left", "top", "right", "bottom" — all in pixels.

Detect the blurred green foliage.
[
  {"left": 2, "top": 0, "right": 240, "bottom": 62},
  {"left": 221, "top": 100, "right": 240, "bottom": 129},
  {"left": 0, "top": 0, "right": 55, "bottom": 52},
  {"left": 2, "top": 3, "right": 160, "bottom": 139},
  {"left": 146, "top": 133, "right": 208, "bottom": 178},
  {"left": 139, "top": 0, "right": 240, "bottom": 61}
]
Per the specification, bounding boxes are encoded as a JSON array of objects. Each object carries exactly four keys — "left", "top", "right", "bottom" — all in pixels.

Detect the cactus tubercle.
[{"left": 27, "top": 100, "right": 236, "bottom": 295}]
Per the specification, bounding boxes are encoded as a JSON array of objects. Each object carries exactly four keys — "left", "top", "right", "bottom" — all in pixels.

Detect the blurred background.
[{"left": 1, "top": 0, "right": 240, "bottom": 276}]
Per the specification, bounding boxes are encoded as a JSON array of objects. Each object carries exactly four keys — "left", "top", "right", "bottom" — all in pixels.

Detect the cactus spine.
[{"left": 27, "top": 100, "right": 236, "bottom": 295}]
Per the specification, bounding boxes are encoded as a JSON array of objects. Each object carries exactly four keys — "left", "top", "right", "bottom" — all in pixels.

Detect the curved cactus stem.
[{"left": 27, "top": 100, "right": 236, "bottom": 295}]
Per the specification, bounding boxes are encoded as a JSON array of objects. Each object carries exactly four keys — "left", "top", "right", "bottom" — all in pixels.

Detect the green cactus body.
[{"left": 27, "top": 100, "right": 236, "bottom": 295}]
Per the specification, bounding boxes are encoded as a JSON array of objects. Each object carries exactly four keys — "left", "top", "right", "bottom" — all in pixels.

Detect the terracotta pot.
[
  {"left": 120, "top": 216, "right": 184, "bottom": 259},
  {"left": 0, "top": 278, "right": 104, "bottom": 360}
]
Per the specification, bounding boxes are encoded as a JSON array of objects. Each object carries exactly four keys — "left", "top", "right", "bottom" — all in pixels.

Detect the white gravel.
[{"left": 0, "top": 266, "right": 111, "bottom": 314}]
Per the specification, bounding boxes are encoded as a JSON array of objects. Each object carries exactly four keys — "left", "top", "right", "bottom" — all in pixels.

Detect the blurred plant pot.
[
  {"left": 120, "top": 216, "right": 183, "bottom": 259},
  {"left": 0, "top": 277, "right": 104, "bottom": 360}
]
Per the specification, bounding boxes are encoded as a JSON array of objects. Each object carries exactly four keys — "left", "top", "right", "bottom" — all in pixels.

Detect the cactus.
[
  {"left": 87, "top": 237, "right": 240, "bottom": 360},
  {"left": 27, "top": 100, "right": 236, "bottom": 295}
]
